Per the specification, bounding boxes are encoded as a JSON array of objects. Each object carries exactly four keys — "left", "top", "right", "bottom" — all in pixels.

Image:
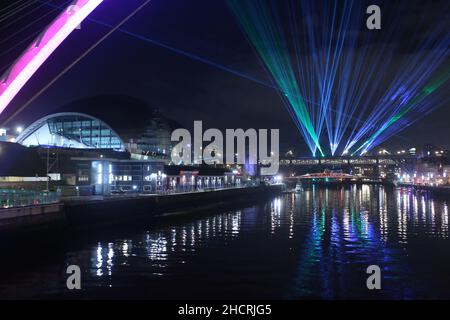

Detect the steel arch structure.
[{"left": 0, "top": 0, "right": 104, "bottom": 116}]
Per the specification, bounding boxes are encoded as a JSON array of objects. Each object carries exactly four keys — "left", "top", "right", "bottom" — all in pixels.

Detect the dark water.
[{"left": 1, "top": 184, "right": 450, "bottom": 299}]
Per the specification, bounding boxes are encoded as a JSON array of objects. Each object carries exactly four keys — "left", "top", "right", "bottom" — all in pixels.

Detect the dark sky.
[{"left": 0, "top": 0, "right": 449, "bottom": 154}]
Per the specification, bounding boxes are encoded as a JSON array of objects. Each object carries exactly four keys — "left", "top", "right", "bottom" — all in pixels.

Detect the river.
[{"left": 0, "top": 184, "right": 449, "bottom": 299}]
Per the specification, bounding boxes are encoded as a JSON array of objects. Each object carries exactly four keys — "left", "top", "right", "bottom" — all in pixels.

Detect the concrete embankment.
[
  {"left": 64, "top": 185, "right": 284, "bottom": 225},
  {"left": 0, "top": 203, "right": 65, "bottom": 235},
  {"left": 0, "top": 185, "right": 283, "bottom": 236}
]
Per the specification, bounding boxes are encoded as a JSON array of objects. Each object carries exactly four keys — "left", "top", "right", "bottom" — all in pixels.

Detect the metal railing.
[{"left": 0, "top": 189, "right": 60, "bottom": 208}]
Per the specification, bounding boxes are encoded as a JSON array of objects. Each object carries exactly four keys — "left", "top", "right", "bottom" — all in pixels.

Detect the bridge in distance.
[{"left": 275, "top": 155, "right": 417, "bottom": 178}]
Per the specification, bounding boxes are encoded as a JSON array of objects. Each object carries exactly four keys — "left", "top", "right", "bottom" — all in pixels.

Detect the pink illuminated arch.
[{"left": 0, "top": 0, "right": 104, "bottom": 116}]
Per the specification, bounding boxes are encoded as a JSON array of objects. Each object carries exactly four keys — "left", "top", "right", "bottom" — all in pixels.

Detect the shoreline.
[{"left": 0, "top": 185, "right": 284, "bottom": 237}]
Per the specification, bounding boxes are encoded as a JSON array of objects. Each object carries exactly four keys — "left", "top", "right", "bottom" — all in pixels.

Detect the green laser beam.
[
  {"left": 227, "top": 0, "right": 324, "bottom": 156},
  {"left": 352, "top": 69, "right": 450, "bottom": 155}
]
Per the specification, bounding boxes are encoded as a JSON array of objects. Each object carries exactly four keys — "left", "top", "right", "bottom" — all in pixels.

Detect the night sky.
[{"left": 0, "top": 0, "right": 449, "bottom": 154}]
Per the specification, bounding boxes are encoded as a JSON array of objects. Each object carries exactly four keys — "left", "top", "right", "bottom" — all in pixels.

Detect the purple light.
[{"left": 0, "top": 0, "right": 104, "bottom": 116}]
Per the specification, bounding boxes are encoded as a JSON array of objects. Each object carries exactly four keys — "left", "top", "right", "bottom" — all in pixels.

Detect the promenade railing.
[{"left": 0, "top": 189, "right": 60, "bottom": 208}]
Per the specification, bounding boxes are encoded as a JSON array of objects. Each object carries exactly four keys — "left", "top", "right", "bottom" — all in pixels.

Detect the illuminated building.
[
  {"left": 16, "top": 113, "right": 125, "bottom": 151},
  {"left": 13, "top": 95, "right": 180, "bottom": 159}
]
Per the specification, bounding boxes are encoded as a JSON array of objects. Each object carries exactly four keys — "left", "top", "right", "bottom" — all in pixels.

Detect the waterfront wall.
[
  {"left": 0, "top": 185, "right": 284, "bottom": 235},
  {"left": 0, "top": 203, "right": 65, "bottom": 235},
  {"left": 64, "top": 185, "right": 284, "bottom": 225}
]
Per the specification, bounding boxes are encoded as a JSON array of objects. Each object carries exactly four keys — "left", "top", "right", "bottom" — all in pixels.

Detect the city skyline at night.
[
  {"left": 0, "top": 0, "right": 449, "bottom": 306},
  {"left": 0, "top": 0, "right": 449, "bottom": 155}
]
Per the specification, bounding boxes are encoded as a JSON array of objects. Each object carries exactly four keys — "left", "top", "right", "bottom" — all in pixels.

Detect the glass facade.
[
  {"left": 134, "top": 116, "right": 174, "bottom": 155},
  {"left": 17, "top": 113, "right": 125, "bottom": 150}
]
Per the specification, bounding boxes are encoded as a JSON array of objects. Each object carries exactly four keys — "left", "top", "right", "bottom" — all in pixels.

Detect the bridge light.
[{"left": 0, "top": 0, "right": 105, "bottom": 116}]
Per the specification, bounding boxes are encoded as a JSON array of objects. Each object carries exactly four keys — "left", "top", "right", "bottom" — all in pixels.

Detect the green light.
[
  {"left": 353, "top": 69, "right": 450, "bottom": 155},
  {"left": 227, "top": 0, "right": 323, "bottom": 155}
]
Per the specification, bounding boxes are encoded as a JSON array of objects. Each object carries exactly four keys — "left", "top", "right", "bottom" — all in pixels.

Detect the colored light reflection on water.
[{"left": 0, "top": 185, "right": 450, "bottom": 299}]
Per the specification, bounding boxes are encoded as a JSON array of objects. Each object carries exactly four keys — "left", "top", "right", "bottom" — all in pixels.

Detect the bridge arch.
[{"left": 0, "top": 0, "right": 104, "bottom": 116}]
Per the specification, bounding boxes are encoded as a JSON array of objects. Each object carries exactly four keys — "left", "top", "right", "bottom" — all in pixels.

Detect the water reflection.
[
  {"left": 287, "top": 185, "right": 449, "bottom": 299},
  {"left": 89, "top": 210, "right": 243, "bottom": 280},
  {"left": 79, "top": 185, "right": 450, "bottom": 298},
  {"left": 2, "top": 184, "right": 449, "bottom": 299}
]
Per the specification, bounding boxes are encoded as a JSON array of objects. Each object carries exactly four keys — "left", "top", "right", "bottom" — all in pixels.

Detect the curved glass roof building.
[
  {"left": 14, "top": 95, "right": 181, "bottom": 157},
  {"left": 16, "top": 112, "right": 126, "bottom": 151}
]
